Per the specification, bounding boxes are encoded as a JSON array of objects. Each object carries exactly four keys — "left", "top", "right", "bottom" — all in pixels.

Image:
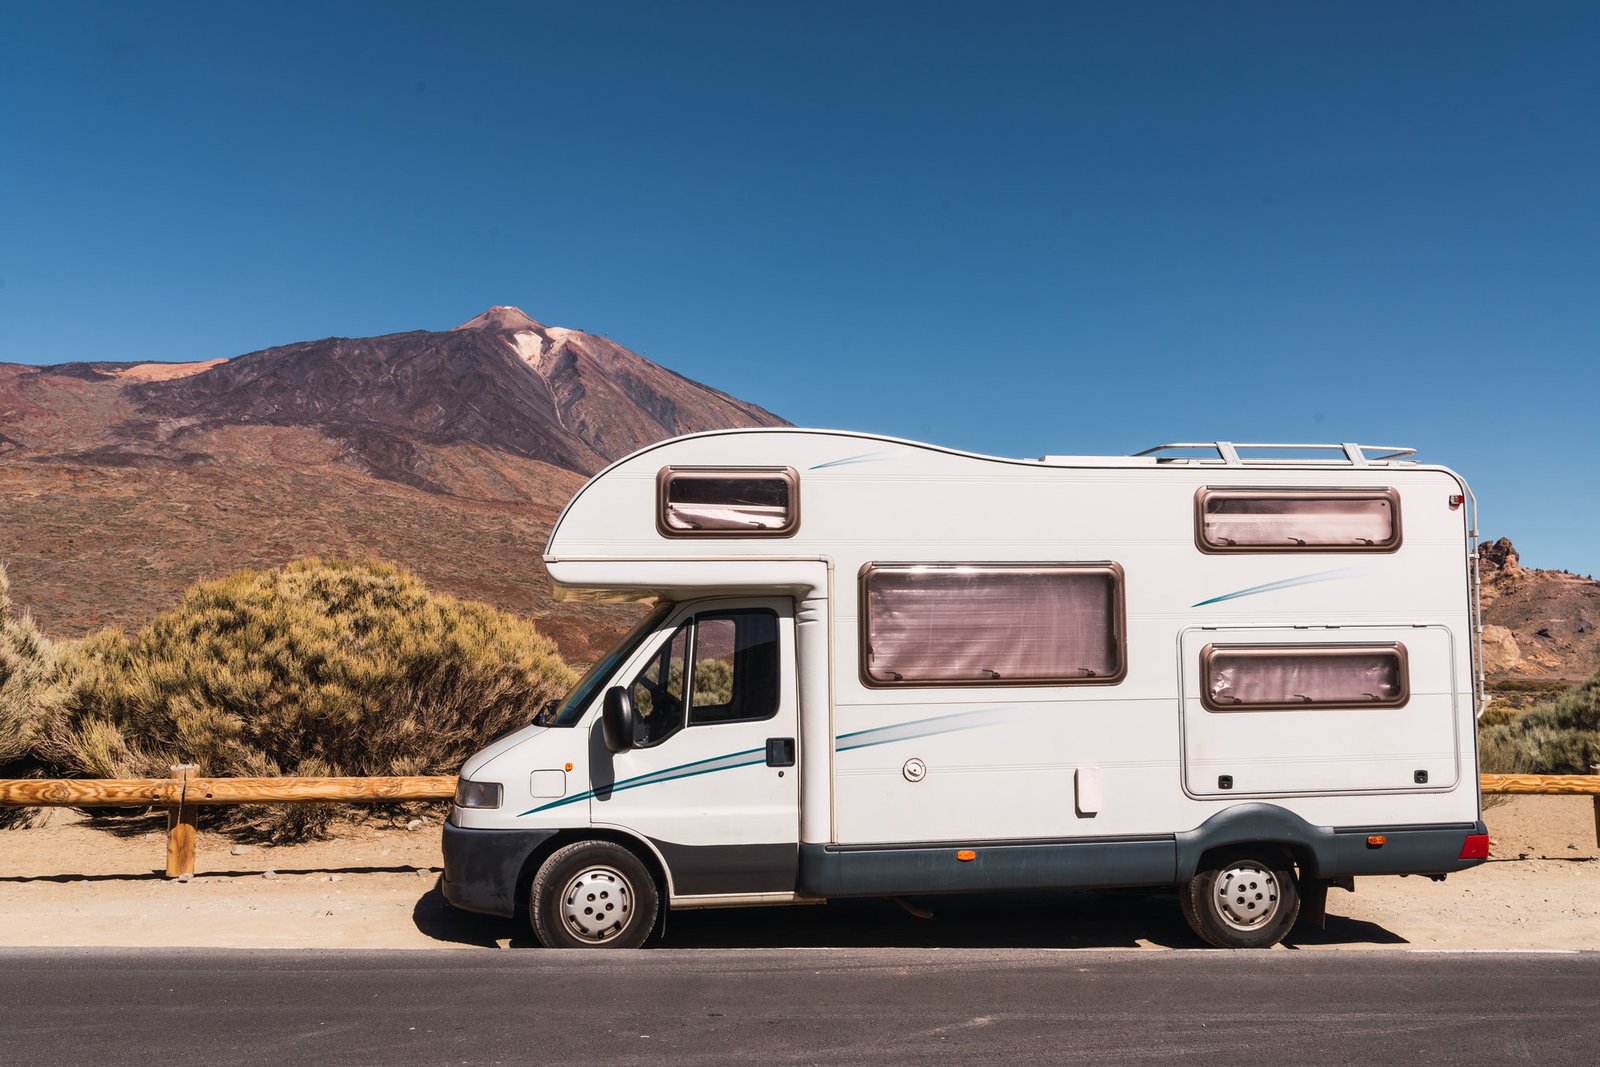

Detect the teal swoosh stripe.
[
  {"left": 520, "top": 708, "right": 1022, "bottom": 816},
  {"left": 837, "top": 706, "right": 1026, "bottom": 751},
  {"left": 1193, "top": 568, "right": 1358, "bottom": 608},
  {"left": 519, "top": 745, "right": 766, "bottom": 816},
  {"left": 809, "top": 451, "right": 895, "bottom": 470}
]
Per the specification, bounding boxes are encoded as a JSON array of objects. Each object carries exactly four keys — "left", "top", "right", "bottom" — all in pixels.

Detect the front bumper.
[{"left": 440, "top": 821, "right": 560, "bottom": 918}]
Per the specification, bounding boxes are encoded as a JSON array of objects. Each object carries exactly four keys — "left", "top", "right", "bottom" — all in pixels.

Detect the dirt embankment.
[{"left": 2, "top": 797, "right": 1595, "bottom": 951}]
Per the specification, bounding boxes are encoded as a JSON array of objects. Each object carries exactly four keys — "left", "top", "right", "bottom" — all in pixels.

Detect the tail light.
[{"left": 1459, "top": 833, "right": 1489, "bottom": 859}]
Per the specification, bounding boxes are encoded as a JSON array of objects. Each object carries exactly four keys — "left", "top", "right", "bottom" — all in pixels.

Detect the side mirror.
[{"left": 601, "top": 686, "right": 636, "bottom": 754}]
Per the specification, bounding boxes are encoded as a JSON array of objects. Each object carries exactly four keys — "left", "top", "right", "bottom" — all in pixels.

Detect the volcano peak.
[{"left": 453, "top": 305, "right": 545, "bottom": 332}]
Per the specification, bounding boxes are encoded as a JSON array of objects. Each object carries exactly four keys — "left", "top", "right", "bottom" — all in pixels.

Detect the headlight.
[{"left": 454, "top": 779, "right": 503, "bottom": 809}]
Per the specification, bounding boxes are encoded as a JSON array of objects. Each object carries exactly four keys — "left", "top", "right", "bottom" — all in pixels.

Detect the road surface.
[{"left": 3, "top": 947, "right": 1595, "bottom": 1064}]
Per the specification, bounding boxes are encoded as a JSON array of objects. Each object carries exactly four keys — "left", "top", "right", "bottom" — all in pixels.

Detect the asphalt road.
[{"left": 3, "top": 948, "right": 1595, "bottom": 1065}]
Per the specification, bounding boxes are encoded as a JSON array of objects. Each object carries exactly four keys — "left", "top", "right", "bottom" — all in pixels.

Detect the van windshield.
[{"left": 534, "top": 603, "right": 674, "bottom": 728}]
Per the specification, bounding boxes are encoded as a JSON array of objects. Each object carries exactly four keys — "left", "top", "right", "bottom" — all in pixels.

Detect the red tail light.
[{"left": 1459, "top": 833, "right": 1489, "bottom": 859}]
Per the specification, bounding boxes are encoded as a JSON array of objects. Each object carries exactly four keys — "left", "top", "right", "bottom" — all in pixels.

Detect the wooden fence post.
[
  {"left": 1592, "top": 765, "right": 1599, "bottom": 850},
  {"left": 166, "top": 764, "right": 197, "bottom": 878}
]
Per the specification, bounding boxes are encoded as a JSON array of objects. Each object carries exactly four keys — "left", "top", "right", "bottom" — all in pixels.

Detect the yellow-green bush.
[
  {"left": 1, "top": 563, "right": 63, "bottom": 827},
  {"left": 1479, "top": 669, "right": 1600, "bottom": 775},
  {"left": 40, "top": 558, "right": 576, "bottom": 840}
]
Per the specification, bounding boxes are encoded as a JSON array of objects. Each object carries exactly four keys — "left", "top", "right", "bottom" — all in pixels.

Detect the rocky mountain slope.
[
  {"left": 0, "top": 307, "right": 784, "bottom": 660},
  {"left": 117, "top": 305, "right": 783, "bottom": 492},
  {"left": 1479, "top": 537, "right": 1600, "bottom": 683}
]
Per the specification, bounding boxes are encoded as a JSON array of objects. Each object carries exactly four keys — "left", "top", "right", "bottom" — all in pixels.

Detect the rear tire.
[
  {"left": 529, "top": 841, "right": 660, "bottom": 949},
  {"left": 1182, "top": 847, "right": 1300, "bottom": 949}
]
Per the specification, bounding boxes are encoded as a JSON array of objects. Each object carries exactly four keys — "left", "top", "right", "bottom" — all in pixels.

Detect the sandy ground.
[{"left": 1, "top": 797, "right": 1595, "bottom": 952}]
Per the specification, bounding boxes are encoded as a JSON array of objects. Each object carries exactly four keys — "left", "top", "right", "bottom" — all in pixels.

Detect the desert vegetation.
[
  {"left": 2, "top": 558, "right": 575, "bottom": 840},
  {"left": 0, "top": 564, "right": 66, "bottom": 827},
  {"left": 1479, "top": 669, "right": 1600, "bottom": 776}
]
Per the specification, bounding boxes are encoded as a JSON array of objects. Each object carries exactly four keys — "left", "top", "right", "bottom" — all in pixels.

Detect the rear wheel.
[
  {"left": 529, "top": 841, "right": 659, "bottom": 949},
  {"left": 1182, "top": 847, "right": 1300, "bottom": 949}
]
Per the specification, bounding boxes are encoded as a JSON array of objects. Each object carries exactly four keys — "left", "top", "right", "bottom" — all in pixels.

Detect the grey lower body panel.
[
  {"left": 651, "top": 839, "right": 797, "bottom": 896},
  {"left": 440, "top": 822, "right": 560, "bottom": 918},
  {"left": 1319, "top": 822, "right": 1488, "bottom": 878},
  {"left": 1173, "top": 802, "right": 1488, "bottom": 881},
  {"left": 800, "top": 838, "right": 1177, "bottom": 898},
  {"left": 802, "top": 811, "right": 1488, "bottom": 898}
]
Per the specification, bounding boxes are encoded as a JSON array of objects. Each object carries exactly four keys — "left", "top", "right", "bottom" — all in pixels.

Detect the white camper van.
[{"left": 442, "top": 429, "right": 1488, "bottom": 949}]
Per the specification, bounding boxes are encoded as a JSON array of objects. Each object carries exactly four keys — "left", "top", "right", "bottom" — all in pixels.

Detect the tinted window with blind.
[
  {"left": 1201, "top": 644, "right": 1409, "bottom": 711},
  {"left": 1196, "top": 488, "right": 1401, "bottom": 552},
  {"left": 860, "top": 563, "right": 1125, "bottom": 686},
  {"left": 657, "top": 467, "right": 799, "bottom": 536}
]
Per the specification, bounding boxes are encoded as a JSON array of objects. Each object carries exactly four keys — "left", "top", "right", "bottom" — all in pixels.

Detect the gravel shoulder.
[{"left": 2, "top": 796, "right": 1595, "bottom": 951}]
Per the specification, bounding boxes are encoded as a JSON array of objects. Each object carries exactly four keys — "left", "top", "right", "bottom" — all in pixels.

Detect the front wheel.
[
  {"left": 1182, "top": 847, "right": 1300, "bottom": 948},
  {"left": 529, "top": 841, "right": 660, "bottom": 949}
]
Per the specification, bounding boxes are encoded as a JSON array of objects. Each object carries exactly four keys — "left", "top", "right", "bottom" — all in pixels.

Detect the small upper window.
[
  {"left": 1201, "top": 643, "right": 1408, "bottom": 711},
  {"left": 1196, "top": 488, "right": 1401, "bottom": 552},
  {"left": 658, "top": 467, "right": 799, "bottom": 537}
]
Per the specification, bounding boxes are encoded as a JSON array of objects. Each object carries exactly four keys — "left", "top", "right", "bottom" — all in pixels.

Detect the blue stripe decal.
[
  {"left": 837, "top": 706, "right": 1027, "bottom": 751},
  {"left": 519, "top": 745, "right": 767, "bottom": 816},
  {"left": 1193, "top": 568, "right": 1359, "bottom": 608},
  {"left": 521, "top": 710, "right": 1023, "bottom": 816},
  {"left": 809, "top": 451, "right": 896, "bottom": 470}
]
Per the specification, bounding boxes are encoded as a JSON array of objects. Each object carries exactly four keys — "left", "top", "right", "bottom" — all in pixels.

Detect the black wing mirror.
[{"left": 601, "top": 686, "right": 636, "bottom": 754}]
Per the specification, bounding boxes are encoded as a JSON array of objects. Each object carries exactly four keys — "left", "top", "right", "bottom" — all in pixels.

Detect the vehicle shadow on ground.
[{"left": 410, "top": 885, "right": 1409, "bottom": 950}]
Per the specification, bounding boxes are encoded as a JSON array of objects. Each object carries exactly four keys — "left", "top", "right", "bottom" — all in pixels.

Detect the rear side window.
[
  {"left": 658, "top": 467, "right": 799, "bottom": 536},
  {"left": 1201, "top": 644, "right": 1408, "bottom": 711},
  {"left": 860, "top": 563, "right": 1125, "bottom": 686},
  {"left": 1196, "top": 488, "right": 1401, "bottom": 552}
]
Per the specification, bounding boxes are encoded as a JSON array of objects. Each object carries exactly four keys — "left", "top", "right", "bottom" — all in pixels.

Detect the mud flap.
[{"left": 1300, "top": 878, "right": 1330, "bottom": 929}]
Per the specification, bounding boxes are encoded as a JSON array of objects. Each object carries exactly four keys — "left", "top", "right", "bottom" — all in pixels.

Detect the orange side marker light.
[{"left": 956, "top": 850, "right": 976, "bottom": 862}]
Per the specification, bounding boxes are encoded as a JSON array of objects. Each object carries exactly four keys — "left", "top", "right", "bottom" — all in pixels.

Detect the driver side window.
[
  {"left": 629, "top": 622, "right": 689, "bottom": 747},
  {"left": 625, "top": 608, "right": 781, "bottom": 746}
]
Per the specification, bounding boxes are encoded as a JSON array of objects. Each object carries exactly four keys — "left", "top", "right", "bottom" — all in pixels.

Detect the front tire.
[
  {"left": 1182, "top": 847, "right": 1300, "bottom": 949},
  {"left": 529, "top": 841, "right": 660, "bottom": 949}
]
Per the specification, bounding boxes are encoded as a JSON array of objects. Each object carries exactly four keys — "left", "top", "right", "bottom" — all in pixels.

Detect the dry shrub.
[
  {"left": 41, "top": 558, "right": 576, "bottom": 841},
  {"left": 1478, "top": 669, "right": 1600, "bottom": 776},
  {"left": 1, "top": 563, "right": 63, "bottom": 827}
]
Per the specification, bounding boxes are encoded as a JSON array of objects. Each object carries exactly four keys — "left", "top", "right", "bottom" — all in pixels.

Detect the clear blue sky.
[{"left": 3, "top": 2, "right": 1596, "bottom": 575}]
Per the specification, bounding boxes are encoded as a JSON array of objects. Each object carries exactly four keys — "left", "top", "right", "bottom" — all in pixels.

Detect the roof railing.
[{"left": 1131, "top": 442, "right": 1418, "bottom": 466}]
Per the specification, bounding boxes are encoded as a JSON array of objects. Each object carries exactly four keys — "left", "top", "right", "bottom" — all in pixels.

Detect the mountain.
[
  {"left": 121, "top": 305, "right": 784, "bottom": 492},
  {"left": 0, "top": 308, "right": 785, "bottom": 660},
  {"left": 1479, "top": 537, "right": 1600, "bottom": 684}
]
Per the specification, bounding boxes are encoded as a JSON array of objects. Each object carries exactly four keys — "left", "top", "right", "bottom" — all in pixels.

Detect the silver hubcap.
[
  {"left": 559, "top": 865, "right": 633, "bottom": 943},
  {"left": 1214, "top": 862, "right": 1279, "bottom": 931}
]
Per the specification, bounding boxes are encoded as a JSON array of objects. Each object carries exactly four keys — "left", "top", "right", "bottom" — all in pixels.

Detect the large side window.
[
  {"left": 1201, "top": 643, "right": 1408, "bottom": 711},
  {"left": 1196, "top": 488, "right": 1401, "bottom": 552},
  {"left": 860, "top": 563, "right": 1125, "bottom": 686},
  {"left": 657, "top": 467, "right": 800, "bottom": 536},
  {"left": 627, "top": 610, "right": 781, "bottom": 744}
]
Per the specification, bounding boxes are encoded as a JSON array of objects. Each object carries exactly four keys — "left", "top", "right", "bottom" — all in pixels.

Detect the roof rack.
[{"left": 1131, "top": 442, "right": 1418, "bottom": 466}]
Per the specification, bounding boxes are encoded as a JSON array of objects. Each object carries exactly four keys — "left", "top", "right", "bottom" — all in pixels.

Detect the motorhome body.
[{"left": 442, "top": 429, "right": 1487, "bottom": 948}]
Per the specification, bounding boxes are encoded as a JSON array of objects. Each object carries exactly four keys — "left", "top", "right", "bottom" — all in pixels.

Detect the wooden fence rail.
[
  {"left": 0, "top": 770, "right": 455, "bottom": 877},
  {"left": 1, "top": 772, "right": 1595, "bottom": 878}
]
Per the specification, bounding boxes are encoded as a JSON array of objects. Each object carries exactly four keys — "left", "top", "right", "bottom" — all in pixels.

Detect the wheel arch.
[
  {"left": 1175, "top": 803, "right": 1334, "bottom": 882},
  {"left": 514, "top": 827, "right": 672, "bottom": 925}
]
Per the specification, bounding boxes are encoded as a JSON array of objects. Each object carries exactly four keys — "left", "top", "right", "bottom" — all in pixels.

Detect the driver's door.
[{"left": 592, "top": 598, "right": 799, "bottom": 898}]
